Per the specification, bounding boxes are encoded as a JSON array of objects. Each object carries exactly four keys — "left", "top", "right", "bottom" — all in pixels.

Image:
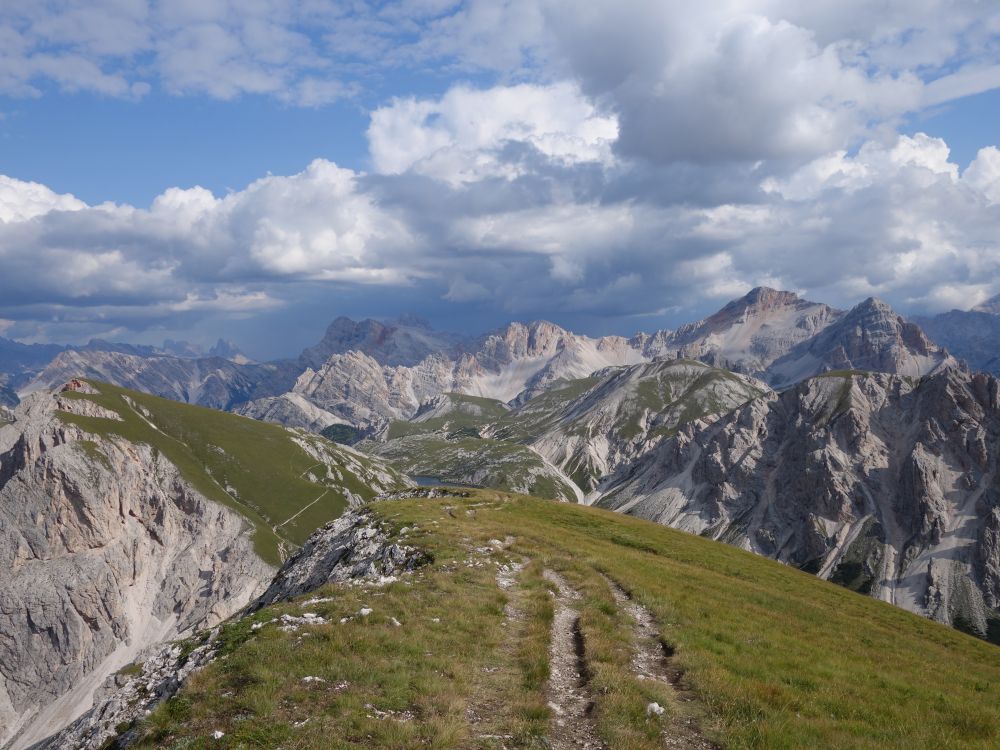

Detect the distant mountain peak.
[
  {"left": 742, "top": 286, "right": 801, "bottom": 306},
  {"left": 209, "top": 338, "right": 252, "bottom": 364},
  {"left": 767, "top": 296, "right": 953, "bottom": 386},
  {"left": 850, "top": 296, "right": 894, "bottom": 315},
  {"left": 301, "top": 314, "right": 465, "bottom": 368},
  {"left": 972, "top": 294, "right": 1000, "bottom": 315}
]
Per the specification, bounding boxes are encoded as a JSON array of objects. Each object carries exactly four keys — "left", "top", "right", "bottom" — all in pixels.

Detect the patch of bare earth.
[
  {"left": 605, "top": 577, "right": 716, "bottom": 750},
  {"left": 543, "top": 569, "right": 607, "bottom": 750}
]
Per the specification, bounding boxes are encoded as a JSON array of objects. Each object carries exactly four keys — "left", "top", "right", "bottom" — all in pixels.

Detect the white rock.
[{"left": 646, "top": 702, "right": 665, "bottom": 716}]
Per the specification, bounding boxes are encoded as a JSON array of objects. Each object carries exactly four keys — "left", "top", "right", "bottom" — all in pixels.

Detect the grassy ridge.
[
  {"left": 131, "top": 492, "right": 1000, "bottom": 749},
  {"left": 57, "top": 381, "right": 406, "bottom": 565},
  {"left": 489, "top": 376, "right": 602, "bottom": 442},
  {"left": 385, "top": 393, "right": 509, "bottom": 440},
  {"left": 367, "top": 433, "right": 579, "bottom": 500}
]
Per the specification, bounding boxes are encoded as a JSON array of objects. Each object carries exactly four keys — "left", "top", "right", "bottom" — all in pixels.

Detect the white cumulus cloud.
[{"left": 368, "top": 82, "right": 618, "bottom": 183}]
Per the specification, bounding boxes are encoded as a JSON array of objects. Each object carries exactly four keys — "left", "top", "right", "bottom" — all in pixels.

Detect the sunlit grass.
[
  {"left": 131, "top": 492, "right": 1000, "bottom": 749},
  {"left": 56, "top": 381, "right": 407, "bottom": 564}
]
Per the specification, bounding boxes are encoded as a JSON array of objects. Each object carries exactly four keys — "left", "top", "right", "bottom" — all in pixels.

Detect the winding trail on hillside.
[
  {"left": 274, "top": 488, "right": 330, "bottom": 531},
  {"left": 543, "top": 569, "right": 607, "bottom": 750},
  {"left": 605, "top": 576, "right": 716, "bottom": 750}
]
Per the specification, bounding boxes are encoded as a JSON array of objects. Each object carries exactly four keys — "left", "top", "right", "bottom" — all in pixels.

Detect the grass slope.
[
  {"left": 489, "top": 376, "right": 603, "bottom": 442},
  {"left": 385, "top": 393, "right": 510, "bottom": 440},
  {"left": 132, "top": 492, "right": 1000, "bottom": 749},
  {"left": 57, "top": 381, "right": 407, "bottom": 565},
  {"left": 367, "top": 433, "right": 578, "bottom": 500}
]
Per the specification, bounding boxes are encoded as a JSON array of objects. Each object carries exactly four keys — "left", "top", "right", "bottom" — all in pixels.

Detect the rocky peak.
[
  {"left": 475, "top": 321, "right": 572, "bottom": 364},
  {"left": 300, "top": 316, "right": 462, "bottom": 369},
  {"left": 688, "top": 287, "right": 813, "bottom": 332},
  {"left": 208, "top": 338, "right": 251, "bottom": 364},
  {"left": 766, "top": 297, "right": 955, "bottom": 386},
  {"left": 741, "top": 286, "right": 803, "bottom": 310},
  {"left": 649, "top": 287, "right": 842, "bottom": 376}
]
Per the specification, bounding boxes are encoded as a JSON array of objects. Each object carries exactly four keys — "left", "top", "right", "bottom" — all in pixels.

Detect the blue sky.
[{"left": 2, "top": 1, "right": 1000, "bottom": 359}]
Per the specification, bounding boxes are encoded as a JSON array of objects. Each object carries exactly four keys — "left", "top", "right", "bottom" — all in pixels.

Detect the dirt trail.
[
  {"left": 465, "top": 553, "right": 526, "bottom": 748},
  {"left": 605, "top": 576, "right": 716, "bottom": 750},
  {"left": 543, "top": 569, "right": 606, "bottom": 750}
]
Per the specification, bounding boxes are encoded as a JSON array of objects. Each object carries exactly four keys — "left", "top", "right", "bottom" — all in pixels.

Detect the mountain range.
[
  {"left": 5, "top": 287, "right": 1000, "bottom": 746},
  {"left": 10, "top": 287, "right": 966, "bottom": 433}
]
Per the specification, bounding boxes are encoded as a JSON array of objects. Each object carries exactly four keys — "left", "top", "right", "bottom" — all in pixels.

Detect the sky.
[{"left": 2, "top": 1, "right": 1000, "bottom": 359}]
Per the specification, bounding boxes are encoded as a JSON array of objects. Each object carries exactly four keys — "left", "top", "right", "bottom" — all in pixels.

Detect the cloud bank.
[{"left": 2, "top": 1, "right": 1000, "bottom": 344}]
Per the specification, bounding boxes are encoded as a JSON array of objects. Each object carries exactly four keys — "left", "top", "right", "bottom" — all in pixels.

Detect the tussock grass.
[{"left": 130, "top": 492, "right": 1000, "bottom": 749}]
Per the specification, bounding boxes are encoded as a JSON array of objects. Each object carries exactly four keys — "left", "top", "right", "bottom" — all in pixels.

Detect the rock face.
[
  {"left": 490, "top": 359, "right": 767, "bottom": 496},
  {"left": 656, "top": 287, "right": 843, "bottom": 376},
  {"left": 300, "top": 315, "right": 466, "bottom": 369},
  {"left": 601, "top": 367, "right": 1000, "bottom": 636},
  {"left": 0, "top": 391, "right": 274, "bottom": 749},
  {"left": 39, "top": 509, "right": 428, "bottom": 750},
  {"left": 768, "top": 297, "right": 956, "bottom": 387},
  {"left": 251, "top": 321, "right": 651, "bottom": 432}
]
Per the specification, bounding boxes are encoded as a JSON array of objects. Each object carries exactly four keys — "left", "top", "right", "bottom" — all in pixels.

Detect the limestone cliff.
[
  {"left": 601, "top": 368, "right": 1000, "bottom": 638},
  {"left": 0, "top": 390, "right": 273, "bottom": 749}
]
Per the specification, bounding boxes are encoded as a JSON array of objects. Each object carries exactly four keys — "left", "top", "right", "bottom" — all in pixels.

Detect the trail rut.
[
  {"left": 606, "top": 576, "right": 716, "bottom": 749},
  {"left": 543, "top": 569, "right": 606, "bottom": 750}
]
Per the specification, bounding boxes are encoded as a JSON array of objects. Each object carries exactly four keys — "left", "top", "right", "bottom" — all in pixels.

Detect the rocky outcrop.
[
  {"left": 38, "top": 509, "right": 428, "bottom": 750},
  {"left": 0, "top": 391, "right": 274, "bottom": 749},
  {"left": 601, "top": 368, "right": 1000, "bottom": 636},
  {"left": 254, "top": 511, "right": 426, "bottom": 607}
]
